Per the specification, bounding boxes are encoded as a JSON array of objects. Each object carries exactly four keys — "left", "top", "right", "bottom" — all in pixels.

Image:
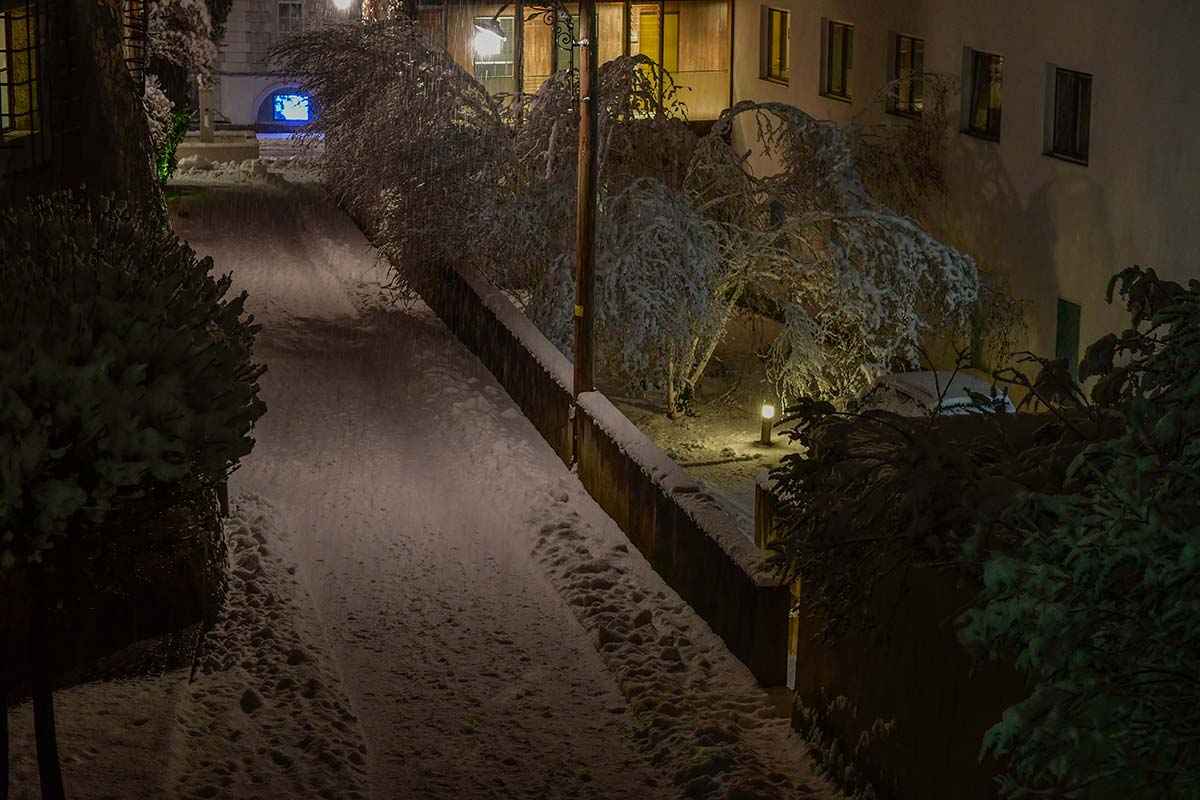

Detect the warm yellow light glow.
[
  {"left": 474, "top": 28, "right": 504, "bottom": 58},
  {"left": 761, "top": 404, "right": 775, "bottom": 420}
]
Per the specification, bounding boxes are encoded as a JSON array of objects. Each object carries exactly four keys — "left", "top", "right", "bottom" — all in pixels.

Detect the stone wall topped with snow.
[{"left": 409, "top": 258, "right": 791, "bottom": 687}]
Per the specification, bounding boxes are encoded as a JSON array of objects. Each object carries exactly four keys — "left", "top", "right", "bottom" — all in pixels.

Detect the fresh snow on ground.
[
  {"left": 12, "top": 163, "right": 837, "bottom": 799},
  {"left": 6, "top": 495, "right": 364, "bottom": 799},
  {"left": 166, "top": 494, "right": 371, "bottom": 799}
]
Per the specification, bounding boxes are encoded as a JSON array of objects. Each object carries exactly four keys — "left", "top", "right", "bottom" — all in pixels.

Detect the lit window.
[
  {"left": 966, "top": 49, "right": 1003, "bottom": 140},
  {"left": 273, "top": 93, "right": 310, "bottom": 122},
  {"left": 892, "top": 33, "right": 924, "bottom": 116},
  {"left": 473, "top": 15, "right": 515, "bottom": 79},
  {"left": 1, "top": 2, "right": 38, "bottom": 140},
  {"left": 761, "top": 7, "right": 789, "bottom": 84},
  {"left": 278, "top": 1, "right": 303, "bottom": 37},
  {"left": 824, "top": 20, "right": 853, "bottom": 100},
  {"left": 1050, "top": 67, "right": 1091, "bottom": 163}
]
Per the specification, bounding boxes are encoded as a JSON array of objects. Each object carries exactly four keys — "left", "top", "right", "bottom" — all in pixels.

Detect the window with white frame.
[
  {"left": 278, "top": 1, "right": 303, "bottom": 37},
  {"left": 472, "top": 15, "right": 515, "bottom": 79}
]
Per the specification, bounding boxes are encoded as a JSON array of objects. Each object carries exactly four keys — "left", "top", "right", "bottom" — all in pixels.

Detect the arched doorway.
[{"left": 254, "top": 86, "right": 318, "bottom": 131}]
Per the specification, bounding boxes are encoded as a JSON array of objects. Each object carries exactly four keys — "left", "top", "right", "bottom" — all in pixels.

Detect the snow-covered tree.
[
  {"left": 678, "top": 98, "right": 980, "bottom": 405},
  {"left": 276, "top": 19, "right": 990, "bottom": 411},
  {"left": 273, "top": 19, "right": 511, "bottom": 300},
  {"left": 147, "top": 0, "right": 218, "bottom": 78}
]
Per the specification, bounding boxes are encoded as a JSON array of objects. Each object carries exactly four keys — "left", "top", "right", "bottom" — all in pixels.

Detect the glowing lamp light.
[
  {"left": 333, "top": 0, "right": 351, "bottom": 8},
  {"left": 473, "top": 19, "right": 506, "bottom": 57},
  {"left": 760, "top": 403, "right": 775, "bottom": 445}
]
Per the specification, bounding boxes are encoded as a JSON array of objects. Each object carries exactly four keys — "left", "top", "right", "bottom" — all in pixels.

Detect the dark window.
[
  {"left": 1051, "top": 67, "right": 1091, "bottom": 163},
  {"left": 892, "top": 33, "right": 924, "bottom": 116},
  {"left": 824, "top": 21, "right": 853, "bottom": 99},
  {"left": 762, "top": 7, "right": 789, "bottom": 84},
  {"left": 1056, "top": 298, "right": 1081, "bottom": 380},
  {"left": 278, "top": 1, "right": 303, "bottom": 37},
  {"left": 966, "top": 49, "right": 1002, "bottom": 140}
]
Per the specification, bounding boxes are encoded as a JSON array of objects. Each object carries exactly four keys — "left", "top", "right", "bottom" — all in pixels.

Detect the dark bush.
[
  {"left": 0, "top": 193, "right": 266, "bottom": 570},
  {"left": 771, "top": 267, "right": 1199, "bottom": 797}
]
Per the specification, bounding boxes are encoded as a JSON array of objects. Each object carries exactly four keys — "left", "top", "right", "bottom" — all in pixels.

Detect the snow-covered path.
[{"left": 169, "top": 180, "right": 835, "bottom": 800}]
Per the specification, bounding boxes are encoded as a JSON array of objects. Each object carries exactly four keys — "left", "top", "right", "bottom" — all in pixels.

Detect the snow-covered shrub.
[
  {"left": 500, "top": 56, "right": 706, "bottom": 403},
  {"left": 771, "top": 266, "right": 1200, "bottom": 797},
  {"left": 148, "top": 0, "right": 217, "bottom": 78},
  {"left": 0, "top": 193, "right": 266, "bottom": 570},
  {"left": 143, "top": 74, "right": 174, "bottom": 156},
  {"left": 144, "top": 74, "right": 191, "bottom": 183}
]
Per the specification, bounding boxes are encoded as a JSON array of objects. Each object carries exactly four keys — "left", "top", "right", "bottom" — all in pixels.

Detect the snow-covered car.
[{"left": 853, "top": 370, "right": 1015, "bottom": 416}]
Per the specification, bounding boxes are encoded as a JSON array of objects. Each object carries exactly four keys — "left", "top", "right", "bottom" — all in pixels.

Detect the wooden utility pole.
[{"left": 573, "top": 0, "right": 598, "bottom": 398}]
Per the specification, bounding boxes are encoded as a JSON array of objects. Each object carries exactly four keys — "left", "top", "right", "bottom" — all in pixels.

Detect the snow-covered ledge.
[
  {"left": 397, "top": 258, "right": 790, "bottom": 686},
  {"left": 576, "top": 392, "right": 790, "bottom": 686}
]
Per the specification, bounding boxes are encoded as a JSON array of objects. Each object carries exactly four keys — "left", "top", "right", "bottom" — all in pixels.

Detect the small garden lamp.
[{"left": 760, "top": 402, "right": 775, "bottom": 445}]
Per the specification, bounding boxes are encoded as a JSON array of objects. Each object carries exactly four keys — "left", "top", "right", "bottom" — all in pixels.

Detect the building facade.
[
  {"left": 213, "top": 0, "right": 731, "bottom": 128},
  {"left": 212, "top": 0, "right": 349, "bottom": 129},
  {"left": 731, "top": 0, "right": 1200, "bottom": 371},
  {"left": 419, "top": 0, "right": 731, "bottom": 121},
  {"left": 213, "top": 0, "right": 1199, "bottom": 367}
]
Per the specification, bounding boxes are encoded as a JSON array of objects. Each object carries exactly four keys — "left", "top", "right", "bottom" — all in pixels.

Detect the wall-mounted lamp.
[{"left": 760, "top": 403, "right": 775, "bottom": 445}]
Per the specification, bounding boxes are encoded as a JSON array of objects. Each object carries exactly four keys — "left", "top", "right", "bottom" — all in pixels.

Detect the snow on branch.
[
  {"left": 148, "top": 0, "right": 218, "bottom": 77},
  {"left": 689, "top": 99, "right": 980, "bottom": 404},
  {"left": 276, "top": 21, "right": 987, "bottom": 412},
  {"left": 273, "top": 20, "right": 512, "bottom": 296}
]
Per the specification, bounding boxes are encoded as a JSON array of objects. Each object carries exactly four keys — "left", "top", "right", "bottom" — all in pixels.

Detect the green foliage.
[
  {"left": 767, "top": 379, "right": 1040, "bottom": 640},
  {"left": 770, "top": 266, "right": 1199, "bottom": 797},
  {"left": 156, "top": 109, "right": 192, "bottom": 184},
  {"left": 0, "top": 193, "right": 266, "bottom": 571},
  {"left": 960, "top": 266, "right": 1200, "bottom": 798}
]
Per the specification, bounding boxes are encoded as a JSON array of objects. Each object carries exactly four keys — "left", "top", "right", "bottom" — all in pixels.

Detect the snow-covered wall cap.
[
  {"left": 577, "top": 392, "right": 779, "bottom": 585},
  {"left": 458, "top": 266, "right": 574, "bottom": 393}
]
